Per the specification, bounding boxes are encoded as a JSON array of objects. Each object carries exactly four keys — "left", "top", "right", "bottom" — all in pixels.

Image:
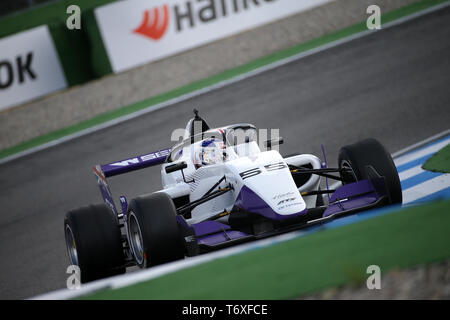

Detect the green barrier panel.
[
  {"left": 84, "top": 9, "right": 113, "bottom": 77},
  {"left": 0, "top": 0, "right": 116, "bottom": 86}
]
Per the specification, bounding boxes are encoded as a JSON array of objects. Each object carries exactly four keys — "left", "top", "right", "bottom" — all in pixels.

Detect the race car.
[{"left": 64, "top": 110, "right": 402, "bottom": 283}]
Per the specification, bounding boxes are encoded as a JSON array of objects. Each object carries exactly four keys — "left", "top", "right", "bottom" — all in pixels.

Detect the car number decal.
[{"left": 240, "top": 162, "right": 287, "bottom": 180}]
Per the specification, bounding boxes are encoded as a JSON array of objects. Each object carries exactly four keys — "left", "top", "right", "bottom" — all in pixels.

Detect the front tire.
[
  {"left": 338, "top": 138, "right": 402, "bottom": 204},
  {"left": 64, "top": 204, "right": 125, "bottom": 283},
  {"left": 127, "top": 192, "right": 185, "bottom": 268}
]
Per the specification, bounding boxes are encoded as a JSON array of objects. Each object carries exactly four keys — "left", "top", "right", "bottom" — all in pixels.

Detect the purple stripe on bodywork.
[
  {"left": 192, "top": 221, "right": 248, "bottom": 246},
  {"left": 323, "top": 179, "right": 383, "bottom": 218},
  {"left": 198, "top": 230, "right": 250, "bottom": 246},
  {"left": 323, "top": 194, "right": 379, "bottom": 217},
  {"left": 176, "top": 215, "right": 192, "bottom": 230},
  {"left": 235, "top": 185, "right": 307, "bottom": 221},
  {"left": 100, "top": 148, "right": 171, "bottom": 178},
  {"left": 192, "top": 221, "right": 230, "bottom": 237},
  {"left": 329, "top": 180, "right": 374, "bottom": 203},
  {"left": 93, "top": 165, "right": 119, "bottom": 217}
]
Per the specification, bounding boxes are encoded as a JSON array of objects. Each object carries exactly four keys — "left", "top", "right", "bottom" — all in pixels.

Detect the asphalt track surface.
[{"left": 1, "top": 7, "right": 450, "bottom": 299}]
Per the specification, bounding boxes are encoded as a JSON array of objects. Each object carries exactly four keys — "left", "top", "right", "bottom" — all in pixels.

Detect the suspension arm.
[
  {"left": 301, "top": 189, "right": 336, "bottom": 197},
  {"left": 290, "top": 167, "right": 351, "bottom": 181},
  {"left": 177, "top": 185, "right": 233, "bottom": 216}
]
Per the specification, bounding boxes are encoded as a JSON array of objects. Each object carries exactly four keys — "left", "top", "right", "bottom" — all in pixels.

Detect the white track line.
[
  {"left": 398, "top": 165, "right": 425, "bottom": 181},
  {"left": 402, "top": 175, "right": 450, "bottom": 204},
  {"left": 3, "top": 1, "right": 450, "bottom": 166},
  {"left": 391, "top": 128, "right": 450, "bottom": 158},
  {"left": 394, "top": 137, "right": 450, "bottom": 167}
]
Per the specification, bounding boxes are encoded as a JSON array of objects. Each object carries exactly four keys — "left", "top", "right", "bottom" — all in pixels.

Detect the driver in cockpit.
[{"left": 193, "top": 138, "right": 228, "bottom": 169}]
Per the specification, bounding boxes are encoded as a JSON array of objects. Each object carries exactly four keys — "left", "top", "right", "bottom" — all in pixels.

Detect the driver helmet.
[{"left": 194, "top": 138, "right": 227, "bottom": 168}]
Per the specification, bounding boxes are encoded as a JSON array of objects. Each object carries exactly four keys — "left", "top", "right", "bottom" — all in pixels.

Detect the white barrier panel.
[
  {"left": 0, "top": 25, "right": 67, "bottom": 111},
  {"left": 95, "top": 0, "right": 333, "bottom": 73}
]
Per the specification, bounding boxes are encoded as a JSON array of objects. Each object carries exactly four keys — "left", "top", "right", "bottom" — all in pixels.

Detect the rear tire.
[
  {"left": 127, "top": 192, "right": 185, "bottom": 268},
  {"left": 64, "top": 204, "right": 125, "bottom": 283},
  {"left": 338, "top": 138, "right": 402, "bottom": 204}
]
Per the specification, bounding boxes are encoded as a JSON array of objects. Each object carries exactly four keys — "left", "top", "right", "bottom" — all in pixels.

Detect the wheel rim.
[
  {"left": 65, "top": 224, "right": 79, "bottom": 266},
  {"left": 341, "top": 160, "right": 358, "bottom": 184},
  {"left": 128, "top": 212, "right": 145, "bottom": 265}
]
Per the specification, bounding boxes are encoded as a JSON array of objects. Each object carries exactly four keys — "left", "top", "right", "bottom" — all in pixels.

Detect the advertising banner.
[
  {"left": 0, "top": 25, "right": 67, "bottom": 111},
  {"left": 95, "top": 0, "right": 333, "bottom": 73}
]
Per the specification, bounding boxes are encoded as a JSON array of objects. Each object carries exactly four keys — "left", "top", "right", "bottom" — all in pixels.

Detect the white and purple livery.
[{"left": 64, "top": 110, "right": 402, "bottom": 283}]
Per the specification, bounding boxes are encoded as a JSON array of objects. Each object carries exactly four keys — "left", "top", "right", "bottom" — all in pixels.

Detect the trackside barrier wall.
[
  {"left": 0, "top": 0, "right": 336, "bottom": 111},
  {"left": 0, "top": 25, "right": 68, "bottom": 111},
  {"left": 0, "top": 0, "right": 430, "bottom": 150},
  {"left": 0, "top": 0, "right": 116, "bottom": 82},
  {"left": 93, "top": 0, "right": 334, "bottom": 73}
]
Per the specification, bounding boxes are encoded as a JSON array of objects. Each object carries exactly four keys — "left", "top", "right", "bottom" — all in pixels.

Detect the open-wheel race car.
[{"left": 64, "top": 110, "right": 402, "bottom": 283}]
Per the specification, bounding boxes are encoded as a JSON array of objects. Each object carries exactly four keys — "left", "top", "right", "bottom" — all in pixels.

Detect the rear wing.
[
  {"left": 93, "top": 148, "right": 171, "bottom": 216},
  {"left": 99, "top": 148, "right": 171, "bottom": 177}
]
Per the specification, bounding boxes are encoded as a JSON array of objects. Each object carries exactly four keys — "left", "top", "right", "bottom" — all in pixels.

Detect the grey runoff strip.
[
  {"left": 3, "top": 1, "right": 450, "bottom": 166},
  {"left": 391, "top": 128, "right": 450, "bottom": 158}
]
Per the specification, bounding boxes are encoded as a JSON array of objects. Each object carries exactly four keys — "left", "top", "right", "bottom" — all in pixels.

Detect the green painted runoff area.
[{"left": 423, "top": 143, "right": 450, "bottom": 173}]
